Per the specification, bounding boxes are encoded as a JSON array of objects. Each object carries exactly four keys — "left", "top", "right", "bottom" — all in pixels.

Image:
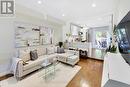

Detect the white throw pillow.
[
  {"left": 37, "top": 47, "right": 46, "bottom": 56},
  {"left": 46, "top": 47, "right": 55, "bottom": 55},
  {"left": 21, "top": 53, "right": 30, "bottom": 62},
  {"left": 54, "top": 46, "right": 58, "bottom": 53},
  {"left": 19, "top": 49, "right": 30, "bottom": 62}
]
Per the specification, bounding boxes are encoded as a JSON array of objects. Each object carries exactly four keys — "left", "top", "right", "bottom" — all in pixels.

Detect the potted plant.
[
  {"left": 106, "top": 25, "right": 117, "bottom": 53},
  {"left": 107, "top": 45, "right": 117, "bottom": 53}
]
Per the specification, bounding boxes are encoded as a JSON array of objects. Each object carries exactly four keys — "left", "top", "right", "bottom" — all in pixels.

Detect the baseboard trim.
[
  {"left": 0, "top": 73, "right": 13, "bottom": 81},
  {"left": 0, "top": 71, "right": 10, "bottom": 77}
]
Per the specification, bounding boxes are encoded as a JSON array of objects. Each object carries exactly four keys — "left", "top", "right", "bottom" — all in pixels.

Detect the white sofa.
[
  {"left": 14, "top": 46, "right": 79, "bottom": 78},
  {"left": 57, "top": 50, "right": 79, "bottom": 66}
]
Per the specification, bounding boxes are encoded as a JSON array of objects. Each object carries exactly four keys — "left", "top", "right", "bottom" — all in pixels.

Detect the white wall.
[
  {"left": 62, "top": 22, "right": 71, "bottom": 42},
  {"left": 0, "top": 18, "right": 15, "bottom": 76},
  {"left": 15, "top": 5, "right": 63, "bottom": 44},
  {"left": 0, "top": 5, "right": 64, "bottom": 76},
  {"left": 117, "top": 0, "right": 130, "bottom": 24}
]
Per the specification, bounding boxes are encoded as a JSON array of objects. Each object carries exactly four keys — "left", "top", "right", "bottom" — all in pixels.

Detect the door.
[{"left": 92, "top": 26, "right": 110, "bottom": 49}]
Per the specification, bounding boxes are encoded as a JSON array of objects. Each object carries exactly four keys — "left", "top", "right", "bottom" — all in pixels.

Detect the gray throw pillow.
[
  {"left": 30, "top": 50, "right": 38, "bottom": 60},
  {"left": 57, "top": 47, "right": 65, "bottom": 53}
]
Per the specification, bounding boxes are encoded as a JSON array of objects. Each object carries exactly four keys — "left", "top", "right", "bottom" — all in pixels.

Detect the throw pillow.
[
  {"left": 46, "top": 47, "right": 55, "bottom": 55},
  {"left": 19, "top": 49, "right": 30, "bottom": 62},
  {"left": 57, "top": 47, "right": 65, "bottom": 53},
  {"left": 22, "top": 60, "right": 29, "bottom": 65},
  {"left": 21, "top": 53, "right": 30, "bottom": 62},
  {"left": 37, "top": 47, "right": 46, "bottom": 56},
  {"left": 30, "top": 50, "right": 38, "bottom": 60},
  {"left": 54, "top": 46, "right": 58, "bottom": 53}
]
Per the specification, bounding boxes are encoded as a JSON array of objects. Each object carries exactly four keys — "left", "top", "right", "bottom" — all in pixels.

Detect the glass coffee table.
[{"left": 41, "top": 58, "right": 59, "bottom": 80}]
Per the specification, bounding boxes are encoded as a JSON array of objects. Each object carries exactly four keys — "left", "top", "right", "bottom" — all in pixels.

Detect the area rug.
[{"left": 0, "top": 63, "right": 81, "bottom": 87}]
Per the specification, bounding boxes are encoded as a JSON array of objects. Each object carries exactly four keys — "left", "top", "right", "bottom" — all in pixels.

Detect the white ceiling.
[{"left": 16, "top": 0, "right": 119, "bottom": 25}]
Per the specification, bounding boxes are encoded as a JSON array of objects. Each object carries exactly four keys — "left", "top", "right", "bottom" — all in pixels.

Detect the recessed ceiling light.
[
  {"left": 38, "top": 0, "right": 42, "bottom": 4},
  {"left": 92, "top": 3, "right": 96, "bottom": 7},
  {"left": 62, "top": 14, "right": 65, "bottom": 17}
]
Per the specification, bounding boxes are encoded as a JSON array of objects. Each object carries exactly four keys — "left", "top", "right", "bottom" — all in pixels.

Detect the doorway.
[
  {"left": 95, "top": 31, "right": 109, "bottom": 49},
  {"left": 92, "top": 26, "right": 110, "bottom": 49}
]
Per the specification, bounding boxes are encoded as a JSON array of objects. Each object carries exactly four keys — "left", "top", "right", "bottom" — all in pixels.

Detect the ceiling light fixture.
[
  {"left": 62, "top": 14, "right": 65, "bottom": 17},
  {"left": 92, "top": 3, "right": 96, "bottom": 7},
  {"left": 38, "top": 0, "right": 42, "bottom": 4}
]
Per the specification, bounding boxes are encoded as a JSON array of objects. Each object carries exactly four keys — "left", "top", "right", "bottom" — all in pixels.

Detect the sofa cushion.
[
  {"left": 67, "top": 55, "right": 78, "bottom": 61},
  {"left": 23, "top": 60, "right": 40, "bottom": 71},
  {"left": 37, "top": 47, "right": 46, "bottom": 56},
  {"left": 22, "top": 53, "right": 30, "bottom": 62},
  {"left": 19, "top": 50, "right": 30, "bottom": 62},
  {"left": 39, "top": 53, "right": 57, "bottom": 59},
  {"left": 30, "top": 50, "right": 38, "bottom": 60},
  {"left": 23, "top": 54, "right": 57, "bottom": 71},
  {"left": 23, "top": 56, "right": 45, "bottom": 71},
  {"left": 46, "top": 46, "right": 55, "bottom": 55},
  {"left": 54, "top": 46, "right": 58, "bottom": 53},
  {"left": 58, "top": 53, "right": 74, "bottom": 58}
]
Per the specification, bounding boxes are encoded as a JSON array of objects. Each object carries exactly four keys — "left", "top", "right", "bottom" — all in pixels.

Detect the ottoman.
[{"left": 67, "top": 55, "right": 79, "bottom": 66}]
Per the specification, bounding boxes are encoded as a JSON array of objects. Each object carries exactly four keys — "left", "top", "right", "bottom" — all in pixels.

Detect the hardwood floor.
[
  {"left": 0, "top": 74, "right": 13, "bottom": 81},
  {"left": 67, "top": 58, "right": 103, "bottom": 87}
]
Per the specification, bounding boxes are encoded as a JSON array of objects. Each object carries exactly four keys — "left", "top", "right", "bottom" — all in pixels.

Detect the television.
[{"left": 117, "top": 11, "right": 130, "bottom": 64}]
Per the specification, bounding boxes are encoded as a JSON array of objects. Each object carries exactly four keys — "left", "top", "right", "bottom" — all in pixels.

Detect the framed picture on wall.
[
  {"left": 15, "top": 22, "right": 40, "bottom": 48},
  {"left": 40, "top": 26, "right": 53, "bottom": 45}
]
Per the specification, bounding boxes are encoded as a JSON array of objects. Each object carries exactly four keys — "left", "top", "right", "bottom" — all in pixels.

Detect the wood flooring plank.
[{"left": 67, "top": 58, "right": 103, "bottom": 87}]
